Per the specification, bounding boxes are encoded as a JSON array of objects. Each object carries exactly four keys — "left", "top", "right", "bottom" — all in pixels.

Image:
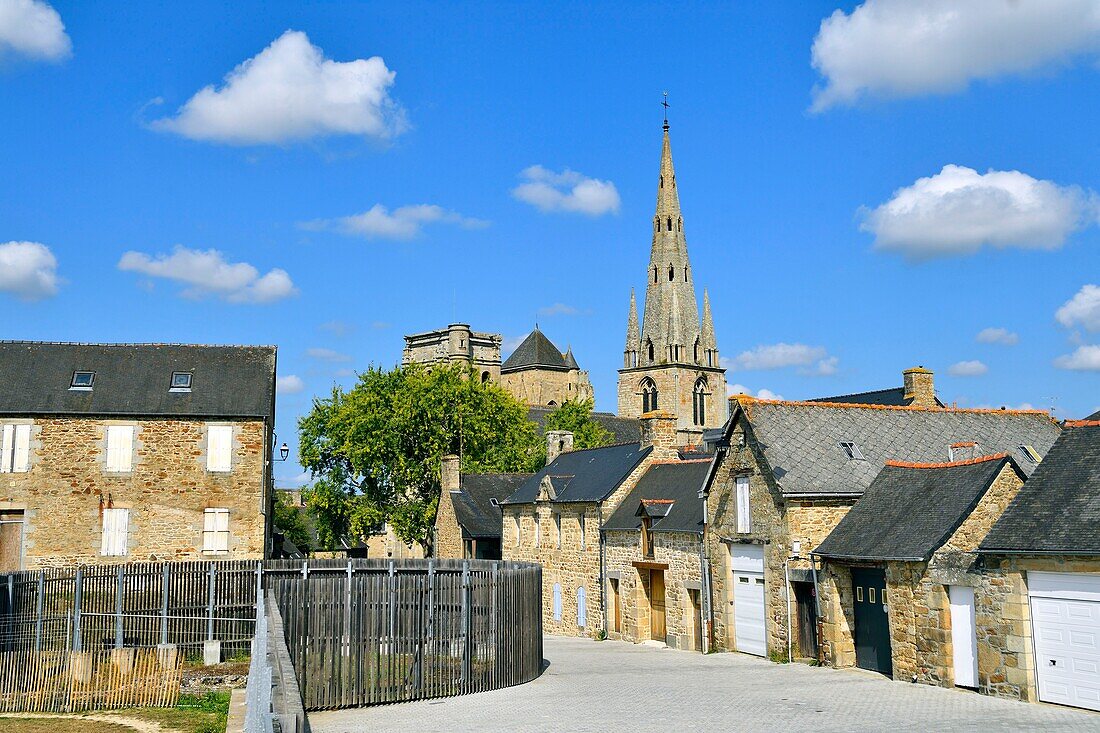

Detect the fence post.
[
  {"left": 115, "top": 564, "right": 124, "bottom": 649},
  {"left": 35, "top": 570, "right": 45, "bottom": 652},
  {"left": 254, "top": 561, "right": 263, "bottom": 614},
  {"left": 388, "top": 560, "right": 396, "bottom": 646},
  {"left": 160, "top": 564, "right": 170, "bottom": 646},
  {"left": 342, "top": 560, "right": 352, "bottom": 657},
  {"left": 460, "top": 560, "right": 471, "bottom": 689},
  {"left": 204, "top": 562, "right": 220, "bottom": 665},
  {"left": 72, "top": 567, "right": 83, "bottom": 652}
]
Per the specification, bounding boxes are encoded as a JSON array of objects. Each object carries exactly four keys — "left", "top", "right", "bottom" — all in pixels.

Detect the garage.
[
  {"left": 730, "top": 543, "right": 766, "bottom": 656},
  {"left": 1029, "top": 571, "right": 1100, "bottom": 712}
]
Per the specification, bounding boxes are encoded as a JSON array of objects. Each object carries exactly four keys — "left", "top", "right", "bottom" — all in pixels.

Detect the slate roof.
[
  {"left": 451, "top": 473, "right": 531, "bottom": 538},
  {"left": 603, "top": 460, "right": 711, "bottom": 534},
  {"left": 729, "top": 398, "right": 1060, "bottom": 498},
  {"left": 980, "top": 423, "right": 1100, "bottom": 555},
  {"left": 809, "top": 387, "right": 944, "bottom": 408},
  {"left": 501, "top": 328, "right": 569, "bottom": 372},
  {"left": 814, "top": 455, "right": 1021, "bottom": 561},
  {"left": 1086, "top": 409, "right": 1100, "bottom": 422},
  {"left": 502, "top": 442, "right": 652, "bottom": 505},
  {"left": 0, "top": 341, "right": 277, "bottom": 418},
  {"left": 527, "top": 406, "right": 640, "bottom": 444}
]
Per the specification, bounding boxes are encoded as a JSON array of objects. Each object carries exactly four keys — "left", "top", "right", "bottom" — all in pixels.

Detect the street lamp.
[{"left": 273, "top": 434, "right": 290, "bottom": 461}]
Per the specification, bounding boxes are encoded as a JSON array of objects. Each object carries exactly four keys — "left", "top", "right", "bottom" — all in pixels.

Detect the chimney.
[
  {"left": 546, "top": 430, "right": 574, "bottom": 464},
  {"left": 903, "top": 366, "right": 936, "bottom": 408},
  {"left": 441, "top": 454, "right": 460, "bottom": 492},
  {"left": 640, "top": 410, "right": 678, "bottom": 455}
]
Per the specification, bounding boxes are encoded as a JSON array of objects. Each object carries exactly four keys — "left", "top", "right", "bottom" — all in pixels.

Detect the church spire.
[
  {"left": 625, "top": 288, "right": 639, "bottom": 347},
  {"left": 701, "top": 289, "right": 718, "bottom": 366}
]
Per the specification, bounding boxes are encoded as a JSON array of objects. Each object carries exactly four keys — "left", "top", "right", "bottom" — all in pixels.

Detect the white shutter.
[
  {"left": 106, "top": 426, "right": 134, "bottom": 472},
  {"left": 204, "top": 508, "right": 230, "bottom": 554},
  {"left": 12, "top": 425, "right": 31, "bottom": 473},
  {"left": 0, "top": 425, "right": 12, "bottom": 474},
  {"left": 207, "top": 426, "right": 233, "bottom": 472},
  {"left": 736, "top": 476, "right": 751, "bottom": 533},
  {"left": 101, "top": 508, "right": 129, "bottom": 556}
]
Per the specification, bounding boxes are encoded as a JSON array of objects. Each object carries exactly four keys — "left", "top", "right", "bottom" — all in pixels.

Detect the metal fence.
[
  {"left": 267, "top": 558, "right": 543, "bottom": 711},
  {"left": 244, "top": 593, "right": 275, "bottom": 733}
]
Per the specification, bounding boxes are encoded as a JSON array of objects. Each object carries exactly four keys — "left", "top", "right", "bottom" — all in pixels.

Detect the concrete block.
[
  {"left": 204, "top": 639, "right": 222, "bottom": 666},
  {"left": 110, "top": 647, "right": 135, "bottom": 675},
  {"left": 69, "top": 651, "right": 94, "bottom": 684}
]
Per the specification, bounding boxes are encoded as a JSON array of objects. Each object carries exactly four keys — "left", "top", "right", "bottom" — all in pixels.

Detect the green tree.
[
  {"left": 297, "top": 362, "right": 542, "bottom": 553},
  {"left": 273, "top": 491, "right": 315, "bottom": 555},
  {"left": 543, "top": 398, "right": 614, "bottom": 451}
]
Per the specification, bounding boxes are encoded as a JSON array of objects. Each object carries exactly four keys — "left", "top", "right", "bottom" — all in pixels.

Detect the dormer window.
[
  {"left": 839, "top": 441, "right": 865, "bottom": 460},
  {"left": 171, "top": 372, "right": 193, "bottom": 391},
  {"left": 70, "top": 371, "right": 95, "bottom": 390}
]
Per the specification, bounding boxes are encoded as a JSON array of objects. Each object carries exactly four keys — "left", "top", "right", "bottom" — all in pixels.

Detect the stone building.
[
  {"left": 434, "top": 454, "right": 530, "bottom": 560},
  {"left": 402, "top": 323, "right": 503, "bottom": 383},
  {"left": 0, "top": 341, "right": 277, "bottom": 570},
  {"left": 701, "top": 393, "right": 1060, "bottom": 662},
  {"left": 500, "top": 412, "right": 679, "bottom": 636},
  {"left": 603, "top": 459, "right": 711, "bottom": 650},
  {"left": 976, "top": 420, "right": 1100, "bottom": 712},
  {"left": 618, "top": 121, "right": 727, "bottom": 444},
  {"left": 500, "top": 327, "right": 593, "bottom": 407},
  {"left": 810, "top": 366, "right": 944, "bottom": 408},
  {"left": 813, "top": 454, "right": 1027, "bottom": 688}
]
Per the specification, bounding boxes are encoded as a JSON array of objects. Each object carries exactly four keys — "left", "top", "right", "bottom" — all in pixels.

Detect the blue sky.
[{"left": 2, "top": 0, "right": 1098, "bottom": 486}]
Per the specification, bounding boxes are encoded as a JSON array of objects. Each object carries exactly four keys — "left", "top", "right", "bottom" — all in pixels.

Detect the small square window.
[
  {"left": 70, "top": 371, "right": 95, "bottom": 389},
  {"left": 839, "top": 441, "right": 865, "bottom": 460},
  {"left": 171, "top": 372, "right": 193, "bottom": 390}
]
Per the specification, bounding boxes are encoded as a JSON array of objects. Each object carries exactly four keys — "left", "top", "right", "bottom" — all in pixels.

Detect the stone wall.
[
  {"left": 433, "top": 490, "right": 464, "bottom": 560},
  {"left": 0, "top": 417, "right": 267, "bottom": 568},
  {"left": 605, "top": 529, "right": 703, "bottom": 650},
  {"left": 499, "top": 367, "right": 593, "bottom": 408},
  {"left": 617, "top": 364, "right": 727, "bottom": 441}
]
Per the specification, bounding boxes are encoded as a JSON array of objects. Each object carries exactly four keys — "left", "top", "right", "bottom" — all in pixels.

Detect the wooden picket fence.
[{"left": 0, "top": 646, "right": 182, "bottom": 713}]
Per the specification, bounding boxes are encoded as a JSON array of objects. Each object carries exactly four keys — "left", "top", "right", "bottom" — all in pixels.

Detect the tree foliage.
[
  {"left": 273, "top": 491, "right": 315, "bottom": 555},
  {"left": 297, "top": 363, "right": 542, "bottom": 552},
  {"left": 543, "top": 398, "right": 614, "bottom": 451}
]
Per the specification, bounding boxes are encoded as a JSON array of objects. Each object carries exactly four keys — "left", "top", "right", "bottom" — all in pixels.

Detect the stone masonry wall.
[
  {"left": 499, "top": 368, "right": 594, "bottom": 408},
  {"left": 0, "top": 417, "right": 267, "bottom": 568},
  {"left": 617, "top": 364, "right": 727, "bottom": 438},
  {"left": 433, "top": 489, "right": 464, "bottom": 560}
]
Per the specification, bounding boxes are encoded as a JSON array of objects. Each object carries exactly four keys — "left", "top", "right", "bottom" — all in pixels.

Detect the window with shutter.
[
  {"left": 100, "top": 508, "right": 129, "bottom": 556},
  {"left": 203, "top": 508, "right": 230, "bottom": 554},
  {"left": 1, "top": 425, "right": 31, "bottom": 473},
  {"left": 105, "top": 426, "right": 134, "bottom": 472},
  {"left": 736, "top": 476, "right": 752, "bottom": 533},
  {"left": 206, "top": 425, "right": 233, "bottom": 472}
]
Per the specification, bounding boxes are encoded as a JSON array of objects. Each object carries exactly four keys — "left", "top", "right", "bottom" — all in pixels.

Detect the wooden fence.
[{"left": 266, "top": 558, "right": 543, "bottom": 710}]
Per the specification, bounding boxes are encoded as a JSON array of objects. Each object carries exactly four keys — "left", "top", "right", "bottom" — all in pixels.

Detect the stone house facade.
[
  {"left": 0, "top": 341, "right": 277, "bottom": 570},
  {"left": 433, "top": 454, "right": 530, "bottom": 560},
  {"left": 501, "top": 412, "right": 679, "bottom": 636}
]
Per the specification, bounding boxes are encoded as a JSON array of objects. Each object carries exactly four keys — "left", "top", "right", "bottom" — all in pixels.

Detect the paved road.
[{"left": 309, "top": 635, "right": 1100, "bottom": 732}]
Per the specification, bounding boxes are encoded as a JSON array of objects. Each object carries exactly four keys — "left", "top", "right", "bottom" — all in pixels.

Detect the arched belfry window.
[
  {"left": 641, "top": 378, "right": 658, "bottom": 413},
  {"left": 693, "top": 378, "right": 708, "bottom": 426},
  {"left": 666, "top": 216, "right": 672, "bottom": 231},
  {"left": 668, "top": 265, "right": 674, "bottom": 282},
  {"left": 646, "top": 339, "right": 654, "bottom": 362},
  {"left": 653, "top": 267, "right": 658, "bottom": 283}
]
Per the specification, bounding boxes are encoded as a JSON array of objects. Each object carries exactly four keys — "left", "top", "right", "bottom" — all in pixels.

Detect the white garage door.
[
  {"left": 731, "top": 544, "right": 766, "bottom": 657},
  {"left": 1029, "top": 571, "right": 1100, "bottom": 712}
]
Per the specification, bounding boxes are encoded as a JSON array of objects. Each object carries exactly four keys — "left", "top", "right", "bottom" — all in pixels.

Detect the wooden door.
[
  {"left": 689, "top": 588, "right": 702, "bottom": 651},
  {"left": 0, "top": 511, "right": 23, "bottom": 572},
  {"left": 851, "top": 568, "right": 892, "bottom": 676},
  {"left": 949, "top": 585, "right": 977, "bottom": 688},
  {"left": 650, "top": 570, "right": 666, "bottom": 641},
  {"left": 794, "top": 582, "right": 819, "bottom": 659},
  {"left": 610, "top": 578, "right": 621, "bottom": 633}
]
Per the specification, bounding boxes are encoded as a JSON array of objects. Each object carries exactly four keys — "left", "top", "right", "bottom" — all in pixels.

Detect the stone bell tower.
[{"left": 617, "top": 116, "right": 726, "bottom": 444}]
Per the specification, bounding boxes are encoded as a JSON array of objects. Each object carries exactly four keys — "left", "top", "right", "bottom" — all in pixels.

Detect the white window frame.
[
  {"left": 203, "top": 508, "right": 230, "bottom": 555},
  {"left": 554, "top": 513, "right": 562, "bottom": 549},
  {"left": 206, "top": 425, "right": 234, "bottom": 473},
  {"left": 579, "top": 513, "right": 586, "bottom": 551},
  {"left": 736, "top": 476, "right": 752, "bottom": 534},
  {"left": 105, "top": 425, "right": 134, "bottom": 473},
  {"left": 1, "top": 424, "right": 31, "bottom": 473},
  {"left": 100, "top": 508, "right": 129, "bottom": 556}
]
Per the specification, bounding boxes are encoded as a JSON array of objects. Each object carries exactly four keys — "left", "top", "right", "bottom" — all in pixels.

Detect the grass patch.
[
  {"left": 128, "top": 691, "right": 230, "bottom": 733},
  {"left": 0, "top": 719, "right": 135, "bottom": 733}
]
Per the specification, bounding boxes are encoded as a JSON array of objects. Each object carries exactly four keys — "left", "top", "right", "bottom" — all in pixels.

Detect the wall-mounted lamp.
[{"left": 273, "top": 434, "right": 290, "bottom": 462}]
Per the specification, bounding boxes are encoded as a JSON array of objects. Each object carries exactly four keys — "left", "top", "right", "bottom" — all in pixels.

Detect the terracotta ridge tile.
[
  {"left": 1065, "top": 419, "right": 1100, "bottom": 428},
  {"left": 885, "top": 452, "right": 1009, "bottom": 469},
  {"left": 729, "top": 394, "right": 1052, "bottom": 417}
]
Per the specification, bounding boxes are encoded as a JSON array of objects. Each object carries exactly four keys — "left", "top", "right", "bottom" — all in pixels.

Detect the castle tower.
[{"left": 617, "top": 119, "right": 726, "bottom": 442}]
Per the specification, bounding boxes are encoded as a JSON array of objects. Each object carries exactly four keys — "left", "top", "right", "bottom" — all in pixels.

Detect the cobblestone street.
[{"left": 309, "top": 635, "right": 1100, "bottom": 732}]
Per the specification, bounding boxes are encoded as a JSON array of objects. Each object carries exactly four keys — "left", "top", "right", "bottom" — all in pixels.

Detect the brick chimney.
[
  {"left": 903, "top": 366, "right": 937, "bottom": 408},
  {"left": 441, "top": 454, "right": 460, "bottom": 492},
  {"left": 640, "top": 410, "right": 678, "bottom": 455},
  {"left": 546, "top": 430, "right": 574, "bottom": 464}
]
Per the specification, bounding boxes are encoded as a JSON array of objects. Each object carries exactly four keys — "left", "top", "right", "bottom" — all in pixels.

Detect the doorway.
[
  {"left": 649, "top": 570, "right": 666, "bottom": 642},
  {"left": 688, "top": 588, "right": 702, "bottom": 651},
  {"left": 0, "top": 511, "right": 24, "bottom": 572},
  {"left": 793, "top": 582, "right": 818, "bottom": 660},
  {"left": 851, "top": 568, "right": 891, "bottom": 676},
  {"left": 609, "top": 578, "right": 621, "bottom": 633}
]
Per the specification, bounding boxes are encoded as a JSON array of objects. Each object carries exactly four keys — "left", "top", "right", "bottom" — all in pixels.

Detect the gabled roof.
[
  {"left": 980, "top": 423, "right": 1100, "bottom": 555},
  {"left": 723, "top": 397, "right": 1060, "bottom": 498},
  {"left": 603, "top": 460, "right": 711, "bottom": 534},
  {"left": 1086, "top": 409, "right": 1100, "bottom": 422},
  {"left": 451, "top": 473, "right": 531, "bottom": 538},
  {"left": 501, "top": 328, "right": 569, "bottom": 373},
  {"left": 0, "top": 341, "right": 277, "bottom": 419},
  {"left": 814, "top": 454, "right": 1022, "bottom": 562},
  {"left": 527, "top": 406, "right": 640, "bottom": 444},
  {"left": 809, "top": 387, "right": 944, "bottom": 408},
  {"left": 502, "top": 442, "right": 652, "bottom": 505}
]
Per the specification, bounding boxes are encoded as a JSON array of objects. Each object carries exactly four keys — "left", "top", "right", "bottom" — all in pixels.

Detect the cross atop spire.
[{"left": 661, "top": 91, "right": 670, "bottom": 131}]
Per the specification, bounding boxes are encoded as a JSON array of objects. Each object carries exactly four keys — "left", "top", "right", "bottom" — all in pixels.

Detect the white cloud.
[
  {"left": 319, "top": 320, "right": 353, "bottom": 337},
  {"left": 1055, "top": 345, "right": 1100, "bottom": 371},
  {"left": 117, "top": 246, "right": 297, "bottom": 304},
  {"left": 276, "top": 375, "right": 305, "bottom": 395},
  {"left": 501, "top": 335, "right": 526, "bottom": 355},
  {"left": 861, "top": 165, "right": 1097, "bottom": 260},
  {"left": 810, "top": 0, "right": 1100, "bottom": 111},
  {"left": 0, "top": 0, "right": 70, "bottom": 61},
  {"left": 1056, "top": 284, "right": 1100, "bottom": 332},
  {"left": 306, "top": 347, "right": 351, "bottom": 363},
  {"left": 512, "top": 165, "right": 621, "bottom": 216},
  {"left": 0, "top": 241, "right": 59, "bottom": 300},
  {"left": 537, "top": 303, "right": 581, "bottom": 317},
  {"left": 152, "top": 30, "right": 405, "bottom": 145},
  {"left": 948, "top": 360, "right": 989, "bottom": 377},
  {"left": 727, "top": 384, "right": 785, "bottom": 401},
  {"left": 306, "top": 204, "right": 488, "bottom": 241},
  {"left": 724, "top": 343, "right": 836, "bottom": 375},
  {"left": 976, "top": 327, "right": 1019, "bottom": 345}
]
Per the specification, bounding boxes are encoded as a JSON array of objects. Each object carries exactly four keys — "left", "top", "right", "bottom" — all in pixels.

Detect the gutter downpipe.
[
  {"left": 699, "top": 501, "right": 710, "bottom": 654},
  {"left": 598, "top": 498, "right": 607, "bottom": 637},
  {"left": 784, "top": 556, "right": 794, "bottom": 663},
  {"left": 810, "top": 553, "right": 824, "bottom": 664}
]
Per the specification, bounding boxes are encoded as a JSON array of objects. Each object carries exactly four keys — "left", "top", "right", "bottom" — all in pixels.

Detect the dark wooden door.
[
  {"left": 851, "top": 568, "right": 892, "bottom": 676},
  {"left": 793, "top": 582, "right": 818, "bottom": 659},
  {"left": 650, "top": 570, "right": 666, "bottom": 641}
]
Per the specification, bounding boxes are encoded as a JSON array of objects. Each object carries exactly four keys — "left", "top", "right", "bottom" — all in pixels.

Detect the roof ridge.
[
  {"left": 885, "top": 453, "right": 1009, "bottom": 469},
  {"left": 1065, "top": 419, "right": 1100, "bottom": 428},
  {"left": 648, "top": 458, "right": 712, "bottom": 465},
  {"left": 809, "top": 386, "right": 898, "bottom": 400},
  {"left": 733, "top": 395, "right": 1052, "bottom": 417},
  {"left": 559, "top": 441, "right": 640, "bottom": 455},
  {"left": 461, "top": 472, "right": 534, "bottom": 477}
]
